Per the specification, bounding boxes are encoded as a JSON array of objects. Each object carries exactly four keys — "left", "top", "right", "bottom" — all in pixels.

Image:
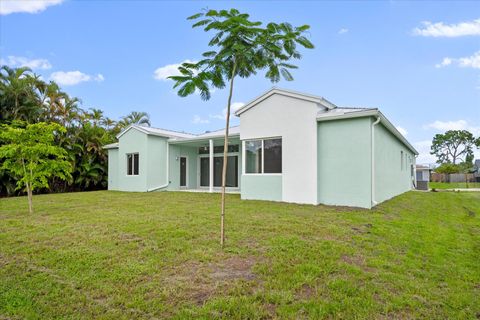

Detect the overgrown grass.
[
  {"left": 430, "top": 182, "right": 480, "bottom": 189},
  {"left": 1, "top": 191, "right": 479, "bottom": 319}
]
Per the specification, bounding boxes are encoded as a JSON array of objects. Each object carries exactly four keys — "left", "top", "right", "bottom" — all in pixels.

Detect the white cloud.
[
  {"left": 50, "top": 71, "right": 105, "bottom": 86},
  {"left": 210, "top": 102, "right": 245, "bottom": 120},
  {"left": 435, "top": 57, "right": 452, "bottom": 68},
  {"left": 338, "top": 28, "right": 348, "bottom": 35},
  {"left": 0, "top": 55, "right": 52, "bottom": 70},
  {"left": 413, "top": 140, "right": 436, "bottom": 165},
  {"left": 458, "top": 51, "right": 480, "bottom": 69},
  {"left": 435, "top": 51, "right": 480, "bottom": 70},
  {"left": 192, "top": 115, "right": 210, "bottom": 124},
  {"left": 0, "top": 0, "right": 63, "bottom": 15},
  {"left": 413, "top": 18, "right": 480, "bottom": 37},
  {"left": 153, "top": 59, "right": 196, "bottom": 81},
  {"left": 424, "top": 119, "right": 480, "bottom": 135},
  {"left": 396, "top": 126, "right": 408, "bottom": 136}
]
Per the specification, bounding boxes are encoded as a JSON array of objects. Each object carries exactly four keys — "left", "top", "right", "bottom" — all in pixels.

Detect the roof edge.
[
  {"left": 235, "top": 87, "right": 338, "bottom": 116},
  {"left": 103, "top": 142, "right": 119, "bottom": 149},
  {"left": 317, "top": 110, "right": 418, "bottom": 155}
]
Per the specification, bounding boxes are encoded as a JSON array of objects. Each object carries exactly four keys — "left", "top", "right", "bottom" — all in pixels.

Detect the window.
[
  {"left": 245, "top": 140, "right": 262, "bottom": 173},
  {"left": 400, "top": 151, "right": 404, "bottom": 170},
  {"left": 127, "top": 153, "right": 139, "bottom": 175},
  {"left": 264, "top": 139, "right": 282, "bottom": 173},
  {"left": 245, "top": 138, "right": 282, "bottom": 174}
]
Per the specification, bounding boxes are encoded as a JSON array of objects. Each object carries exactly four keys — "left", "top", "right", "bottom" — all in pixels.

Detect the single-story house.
[{"left": 105, "top": 88, "right": 418, "bottom": 208}]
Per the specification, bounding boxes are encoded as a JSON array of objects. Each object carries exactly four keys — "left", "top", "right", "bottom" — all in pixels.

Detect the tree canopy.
[
  {"left": 0, "top": 65, "right": 150, "bottom": 196},
  {"left": 0, "top": 122, "right": 72, "bottom": 212},
  {"left": 430, "top": 130, "right": 478, "bottom": 165}
]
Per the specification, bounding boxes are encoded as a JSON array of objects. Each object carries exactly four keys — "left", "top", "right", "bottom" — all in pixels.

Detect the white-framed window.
[
  {"left": 127, "top": 153, "right": 139, "bottom": 175},
  {"left": 244, "top": 138, "right": 282, "bottom": 174}
]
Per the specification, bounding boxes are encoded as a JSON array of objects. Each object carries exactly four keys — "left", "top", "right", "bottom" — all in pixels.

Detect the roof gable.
[
  {"left": 116, "top": 125, "right": 195, "bottom": 139},
  {"left": 235, "top": 87, "right": 338, "bottom": 116}
]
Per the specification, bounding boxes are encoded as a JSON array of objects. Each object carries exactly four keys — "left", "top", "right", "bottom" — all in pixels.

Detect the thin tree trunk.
[
  {"left": 21, "top": 158, "right": 33, "bottom": 213},
  {"left": 220, "top": 62, "right": 237, "bottom": 248},
  {"left": 27, "top": 183, "right": 33, "bottom": 214}
]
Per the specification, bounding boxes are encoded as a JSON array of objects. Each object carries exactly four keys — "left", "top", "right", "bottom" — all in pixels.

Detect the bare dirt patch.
[
  {"left": 340, "top": 254, "right": 376, "bottom": 273},
  {"left": 159, "top": 255, "right": 260, "bottom": 306},
  {"left": 296, "top": 283, "right": 316, "bottom": 300},
  {"left": 209, "top": 256, "right": 257, "bottom": 281}
]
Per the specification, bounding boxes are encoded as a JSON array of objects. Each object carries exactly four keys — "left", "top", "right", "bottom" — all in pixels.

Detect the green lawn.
[
  {"left": 430, "top": 182, "right": 480, "bottom": 189},
  {"left": 1, "top": 191, "right": 479, "bottom": 319}
]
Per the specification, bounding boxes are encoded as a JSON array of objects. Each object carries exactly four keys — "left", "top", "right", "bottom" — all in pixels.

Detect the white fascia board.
[
  {"left": 116, "top": 125, "right": 148, "bottom": 139},
  {"left": 169, "top": 133, "right": 240, "bottom": 144},
  {"left": 235, "top": 87, "right": 337, "bottom": 116},
  {"left": 317, "top": 110, "right": 419, "bottom": 155},
  {"left": 102, "top": 143, "right": 119, "bottom": 149},
  {"left": 116, "top": 125, "right": 186, "bottom": 140}
]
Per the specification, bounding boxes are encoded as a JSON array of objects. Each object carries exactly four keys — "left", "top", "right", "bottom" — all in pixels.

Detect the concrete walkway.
[{"left": 432, "top": 188, "right": 480, "bottom": 192}]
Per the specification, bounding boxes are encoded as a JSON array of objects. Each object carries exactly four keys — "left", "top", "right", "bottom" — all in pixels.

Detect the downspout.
[
  {"left": 147, "top": 141, "right": 170, "bottom": 192},
  {"left": 371, "top": 116, "right": 381, "bottom": 207}
]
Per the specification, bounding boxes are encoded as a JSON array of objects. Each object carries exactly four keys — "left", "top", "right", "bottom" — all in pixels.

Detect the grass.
[
  {"left": 1, "top": 191, "right": 479, "bottom": 319},
  {"left": 430, "top": 182, "right": 480, "bottom": 189}
]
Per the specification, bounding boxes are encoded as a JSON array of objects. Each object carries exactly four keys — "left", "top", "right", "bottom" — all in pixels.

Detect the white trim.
[
  {"left": 103, "top": 142, "right": 119, "bottom": 149},
  {"left": 209, "top": 139, "right": 213, "bottom": 193},
  {"left": 242, "top": 173, "right": 282, "bottom": 176},
  {"left": 235, "top": 87, "right": 337, "bottom": 116},
  {"left": 179, "top": 155, "right": 188, "bottom": 188},
  {"left": 126, "top": 152, "right": 139, "bottom": 176},
  {"left": 242, "top": 141, "right": 246, "bottom": 175},
  {"left": 243, "top": 137, "right": 282, "bottom": 175},
  {"left": 371, "top": 116, "right": 381, "bottom": 207},
  {"left": 117, "top": 124, "right": 195, "bottom": 140},
  {"left": 261, "top": 139, "right": 265, "bottom": 174}
]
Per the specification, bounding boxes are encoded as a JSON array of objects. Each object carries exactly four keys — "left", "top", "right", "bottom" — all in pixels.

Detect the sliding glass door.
[{"left": 200, "top": 156, "right": 238, "bottom": 187}]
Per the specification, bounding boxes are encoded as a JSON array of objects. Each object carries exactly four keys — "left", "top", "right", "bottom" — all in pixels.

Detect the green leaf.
[
  {"left": 192, "top": 19, "right": 211, "bottom": 28},
  {"left": 280, "top": 68, "right": 294, "bottom": 81},
  {"left": 295, "top": 36, "right": 314, "bottom": 49},
  {"left": 187, "top": 12, "right": 203, "bottom": 20}
]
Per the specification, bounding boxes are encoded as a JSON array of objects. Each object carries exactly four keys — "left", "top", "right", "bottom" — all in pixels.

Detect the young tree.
[
  {"left": 430, "top": 130, "right": 477, "bottom": 164},
  {"left": 0, "top": 122, "right": 72, "bottom": 213},
  {"left": 169, "top": 8, "right": 314, "bottom": 247}
]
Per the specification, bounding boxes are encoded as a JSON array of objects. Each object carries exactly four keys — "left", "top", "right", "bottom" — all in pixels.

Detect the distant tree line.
[
  {"left": 431, "top": 130, "right": 480, "bottom": 174},
  {"left": 0, "top": 65, "right": 151, "bottom": 196}
]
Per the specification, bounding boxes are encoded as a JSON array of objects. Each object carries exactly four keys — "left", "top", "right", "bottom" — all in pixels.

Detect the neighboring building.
[
  {"left": 105, "top": 88, "right": 418, "bottom": 209},
  {"left": 474, "top": 159, "right": 480, "bottom": 182},
  {"left": 415, "top": 164, "right": 430, "bottom": 190}
]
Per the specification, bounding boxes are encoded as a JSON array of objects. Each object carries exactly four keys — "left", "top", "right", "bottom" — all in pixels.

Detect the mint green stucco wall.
[
  {"left": 146, "top": 135, "right": 169, "bottom": 191},
  {"left": 107, "top": 148, "right": 119, "bottom": 190},
  {"left": 117, "top": 129, "right": 148, "bottom": 191},
  {"left": 241, "top": 175, "right": 282, "bottom": 201},
  {"left": 317, "top": 117, "right": 372, "bottom": 208},
  {"left": 168, "top": 145, "right": 198, "bottom": 190},
  {"left": 110, "top": 128, "right": 170, "bottom": 192},
  {"left": 374, "top": 123, "right": 414, "bottom": 203}
]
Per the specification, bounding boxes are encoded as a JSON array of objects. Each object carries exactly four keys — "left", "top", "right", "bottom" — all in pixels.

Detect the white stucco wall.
[{"left": 239, "top": 93, "right": 324, "bottom": 204}]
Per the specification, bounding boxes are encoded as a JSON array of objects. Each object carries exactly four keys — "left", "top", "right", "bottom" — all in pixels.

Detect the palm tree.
[
  {"left": 0, "top": 66, "right": 38, "bottom": 122},
  {"left": 88, "top": 108, "right": 104, "bottom": 127},
  {"left": 118, "top": 111, "right": 151, "bottom": 128}
]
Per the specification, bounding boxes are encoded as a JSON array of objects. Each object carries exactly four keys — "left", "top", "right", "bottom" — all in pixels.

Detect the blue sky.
[{"left": 1, "top": 0, "right": 479, "bottom": 164}]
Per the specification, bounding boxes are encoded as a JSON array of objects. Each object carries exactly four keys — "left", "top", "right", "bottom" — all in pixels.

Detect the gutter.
[
  {"left": 147, "top": 141, "right": 170, "bottom": 192},
  {"left": 371, "top": 116, "right": 381, "bottom": 207}
]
